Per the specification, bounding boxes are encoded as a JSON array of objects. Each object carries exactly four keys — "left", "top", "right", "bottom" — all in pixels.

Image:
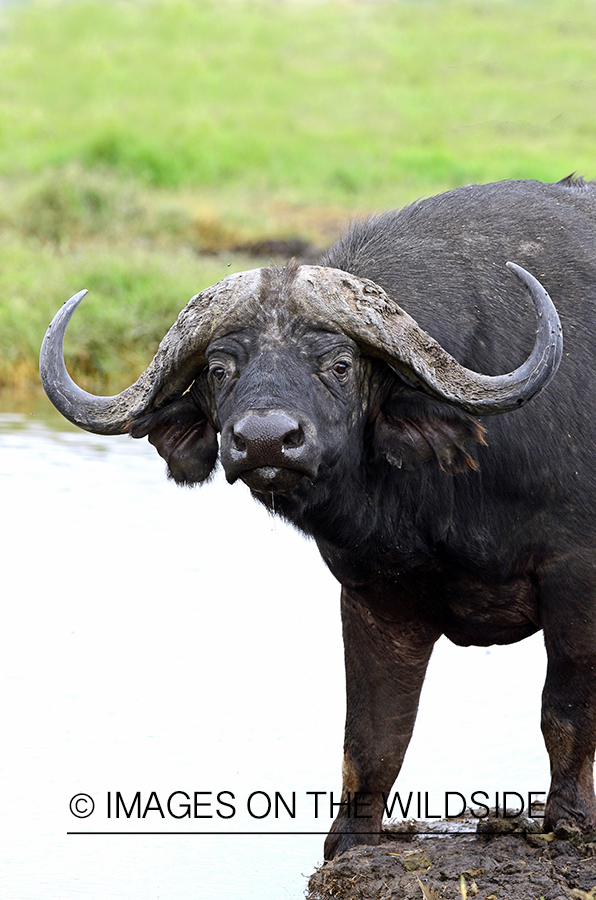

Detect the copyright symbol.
[{"left": 70, "top": 793, "right": 95, "bottom": 818}]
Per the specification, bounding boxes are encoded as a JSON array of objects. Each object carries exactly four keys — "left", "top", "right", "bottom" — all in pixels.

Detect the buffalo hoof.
[
  {"left": 324, "top": 819, "right": 381, "bottom": 860},
  {"left": 544, "top": 797, "right": 596, "bottom": 837}
]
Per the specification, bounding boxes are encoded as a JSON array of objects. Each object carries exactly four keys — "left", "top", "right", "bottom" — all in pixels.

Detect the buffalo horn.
[
  {"left": 40, "top": 262, "right": 562, "bottom": 433},
  {"left": 39, "top": 270, "right": 262, "bottom": 434},
  {"left": 294, "top": 263, "right": 563, "bottom": 415}
]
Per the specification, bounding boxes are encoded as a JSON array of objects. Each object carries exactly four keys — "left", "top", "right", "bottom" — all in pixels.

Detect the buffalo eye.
[
  {"left": 332, "top": 360, "right": 350, "bottom": 381},
  {"left": 209, "top": 365, "right": 227, "bottom": 384}
]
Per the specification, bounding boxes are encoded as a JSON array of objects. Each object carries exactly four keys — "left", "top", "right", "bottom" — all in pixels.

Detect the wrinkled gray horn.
[
  {"left": 293, "top": 262, "right": 563, "bottom": 415},
  {"left": 39, "top": 270, "right": 263, "bottom": 434},
  {"left": 40, "top": 261, "right": 562, "bottom": 433}
]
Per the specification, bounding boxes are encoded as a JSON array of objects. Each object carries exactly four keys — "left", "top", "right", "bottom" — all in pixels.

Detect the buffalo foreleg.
[
  {"left": 324, "top": 588, "right": 439, "bottom": 860},
  {"left": 541, "top": 553, "right": 596, "bottom": 834}
]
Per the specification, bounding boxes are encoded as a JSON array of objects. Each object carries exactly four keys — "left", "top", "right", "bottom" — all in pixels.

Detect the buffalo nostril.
[
  {"left": 282, "top": 425, "right": 303, "bottom": 449},
  {"left": 232, "top": 432, "right": 247, "bottom": 453}
]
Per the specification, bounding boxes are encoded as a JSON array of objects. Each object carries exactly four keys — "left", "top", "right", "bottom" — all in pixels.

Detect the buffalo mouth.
[{"left": 237, "top": 465, "right": 309, "bottom": 494}]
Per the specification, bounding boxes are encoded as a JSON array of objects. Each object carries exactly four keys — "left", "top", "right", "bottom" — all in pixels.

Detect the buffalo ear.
[
  {"left": 129, "top": 395, "right": 218, "bottom": 486},
  {"left": 373, "top": 398, "right": 486, "bottom": 474}
]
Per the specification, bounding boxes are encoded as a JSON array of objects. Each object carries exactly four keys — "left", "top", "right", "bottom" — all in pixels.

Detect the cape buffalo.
[{"left": 40, "top": 176, "right": 596, "bottom": 858}]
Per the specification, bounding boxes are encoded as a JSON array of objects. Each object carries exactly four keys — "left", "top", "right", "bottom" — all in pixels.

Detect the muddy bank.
[{"left": 307, "top": 816, "right": 596, "bottom": 900}]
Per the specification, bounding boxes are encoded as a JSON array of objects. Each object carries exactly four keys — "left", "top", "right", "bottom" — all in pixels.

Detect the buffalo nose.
[
  {"left": 221, "top": 409, "right": 320, "bottom": 490},
  {"left": 232, "top": 412, "right": 304, "bottom": 462}
]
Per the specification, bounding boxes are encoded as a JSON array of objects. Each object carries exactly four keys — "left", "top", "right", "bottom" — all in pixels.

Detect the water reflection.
[{"left": 0, "top": 412, "right": 549, "bottom": 899}]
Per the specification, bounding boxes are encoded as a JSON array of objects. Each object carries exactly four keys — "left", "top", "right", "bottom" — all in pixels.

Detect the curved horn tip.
[
  {"left": 67, "top": 288, "right": 88, "bottom": 304},
  {"left": 60, "top": 288, "right": 88, "bottom": 314},
  {"left": 42, "top": 289, "right": 88, "bottom": 337},
  {"left": 505, "top": 260, "right": 542, "bottom": 290},
  {"left": 68, "top": 288, "right": 88, "bottom": 308},
  {"left": 505, "top": 261, "right": 552, "bottom": 305},
  {"left": 39, "top": 288, "right": 131, "bottom": 436},
  {"left": 503, "top": 259, "right": 563, "bottom": 396},
  {"left": 505, "top": 261, "right": 563, "bottom": 334}
]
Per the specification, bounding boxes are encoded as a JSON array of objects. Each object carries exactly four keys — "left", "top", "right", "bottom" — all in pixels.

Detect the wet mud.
[{"left": 307, "top": 815, "right": 596, "bottom": 900}]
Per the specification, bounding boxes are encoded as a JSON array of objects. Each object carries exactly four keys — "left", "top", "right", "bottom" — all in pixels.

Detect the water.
[{"left": 0, "top": 412, "right": 550, "bottom": 899}]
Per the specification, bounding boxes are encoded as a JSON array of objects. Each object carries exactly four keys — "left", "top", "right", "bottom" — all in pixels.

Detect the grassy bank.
[{"left": 0, "top": 0, "right": 595, "bottom": 393}]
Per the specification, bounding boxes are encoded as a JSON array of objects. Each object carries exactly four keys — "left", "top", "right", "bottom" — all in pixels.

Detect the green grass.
[
  {"left": 0, "top": 228, "right": 268, "bottom": 393},
  {"left": 3, "top": 0, "right": 595, "bottom": 199},
  {"left": 0, "top": 0, "right": 595, "bottom": 393}
]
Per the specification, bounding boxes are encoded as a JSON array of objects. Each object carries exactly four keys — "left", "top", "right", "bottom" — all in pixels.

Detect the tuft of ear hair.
[
  {"left": 373, "top": 399, "right": 486, "bottom": 475},
  {"left": 130, "top": 394, "right": 219, "bottom": 485}
]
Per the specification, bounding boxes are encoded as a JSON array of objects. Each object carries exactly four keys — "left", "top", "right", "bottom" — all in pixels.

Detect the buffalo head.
[{"left": 40, "top": 261, "right": 562, "bottom": 501}]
